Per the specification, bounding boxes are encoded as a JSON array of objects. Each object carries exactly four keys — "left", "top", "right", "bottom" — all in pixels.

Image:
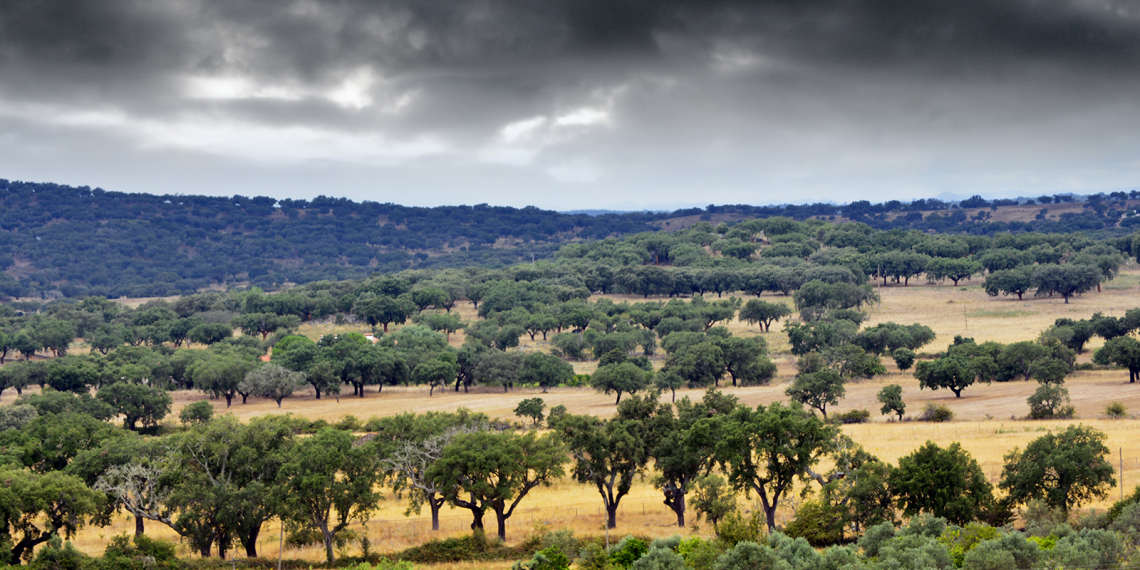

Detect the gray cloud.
[{"left": 1, "top": 0, "right": 1139, "bottom": 208}]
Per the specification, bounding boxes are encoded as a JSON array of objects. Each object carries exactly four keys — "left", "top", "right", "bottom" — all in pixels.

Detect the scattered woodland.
[{"left": 3, "top": 184, "right": 1140, "bottom": 570}]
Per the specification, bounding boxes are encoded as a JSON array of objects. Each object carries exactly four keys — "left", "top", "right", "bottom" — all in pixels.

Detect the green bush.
[
  {"left": 541, "top": 530, "right": 579, "bottom": 561},
  {"left": 1021, "top": 499, "right": 1070, "bottom": 538},
  {"left": 919, "top": 402, "right": 954, "bottom": 422},
  {"left": 29, "top": 535, "right": 87, "bottom": 570},
  {"left": 512, "top": 546, "right": 570, "bottom": 570},
  {"left": 831, "top": 409, "right": 871, "bottom": 424},
  {"left": 713, "top": 510, "right": 766, "bottom": 547},
  {"left": 859, "top": 521, "right": 896, "bottom": 558},
  {"left": 1048, "top": 529, "right": 1124, "bottom": 569},
  {"left": 178, "top": 401, "right": 214, "bottom": 425},
  {"left": 783, "top": 501, "right": 845, "bottom": 546},
  {"left": 876, "top": 534, "right": 954, "bottom": 570},
  {"left": 394, "top": 530, "right": 538, "bottom": 564},
  {"left": 676, "top": 538, "right": 723, "bottom": 570},
  {"left": 629, "top": 547, "right": 686, "bottom": 570},
  {"left": 1106, "top": 401, "right": 1128, "bottom": 419},
  {"left": 767, "top": 533, "right": 821, "bottom": 568},
  {"left": 691, "top": 474, "right": 736, "bottom": 528},
  {"left": 1109, "top": 502, "right": 1140, "bottom": 539},
  {"left": 609, "top": 536, "right": 649, "bottom": 569},
  {"left": 1027, "top": 385, "right": 1075, "bottom": 420},
  {"left": 892, "top": 348, "right": 917, "bottom": 371},
  {"left": 938, "top": 523, "right": 999, "bottom": 567},
  {"left": 711, "top": 541, "right": 782, "bottom": 570},
  {"left": 1109, "top": 486, "right": 1140, "bottom": 522}
]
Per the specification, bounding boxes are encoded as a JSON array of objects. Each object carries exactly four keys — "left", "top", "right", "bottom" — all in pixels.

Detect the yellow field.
[{"left": 52, "top": 266, "right": 1140, "bottom": 565}]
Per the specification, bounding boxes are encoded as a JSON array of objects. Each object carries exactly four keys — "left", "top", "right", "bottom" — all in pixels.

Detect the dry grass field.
[{"left": 44, "top": 266, "right": 1140, "bottom": 565}]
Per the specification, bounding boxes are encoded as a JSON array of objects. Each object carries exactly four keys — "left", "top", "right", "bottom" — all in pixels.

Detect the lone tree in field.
[
  {"left": 999, "top": 425, "right": 1115, "bottom": 514},
  {"left": 984, "top": 268, "right": 1033, "bottom": 300},
  {"left": 890, "top": 441, "right": 997, "bottom": 526},
  {"left": 518, "top": 352, "right": 574, "bottom": 392},
  {"left": 914, "top": 356, "right": 978, "bottom": 398},
  {"left": 877, "top": 384, "right": 906, "bottom": 420},
  {"left": 238, "top": 364, "right": 306, "bottom": 407},
  {"left": 739, "top": 299, "right": 792, "bottom": 332},
  {"left": 713, "top": 401, "right": 837, "bottom": 532},
  {"left": 551, "top": 409, "right": 654, "bottom": 529},
  {"left": 590, "top": 361, "right": 649, "bottom": 404},
  {"left": 786, "top": 369, "right": 845, "bottom": 419},
  {"left": 514, "top": 397, "right": 546, "bottom": 427},
  {"left": 96, "top": 382, "right": 173, "bottom": 431},
  {"left": 891, "top": 348, "right": 916, "bottom": 372},
  {"left": 427, "top": 430, "right": 565, "bottom": 541},
  {"left": 1094, "top": 336, "right": 1140, "bottom": 383},
  {"left": 281, "top": 428, "right": 382, "bottom": 565},
  {"left": 653, "top": 390, "right": 737, "bottom": 527}
]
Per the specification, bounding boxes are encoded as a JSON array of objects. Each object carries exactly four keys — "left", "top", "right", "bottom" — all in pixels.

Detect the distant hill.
[{"left": 0, "top": 178, "right": 1135, "bottom": 300}]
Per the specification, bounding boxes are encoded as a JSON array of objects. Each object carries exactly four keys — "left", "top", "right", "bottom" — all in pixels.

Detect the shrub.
[
  {"left": 179, "top": 400, "right": 213, "bottom": 425},
  {"left": 609, "top": 536, "right": 649, "bottom": 569},
  {"left": 691, "top": 474, "right": 736, "bottom": 528},
  {"left": 1021, "top": 499, "right": 1069, "bottom": 537},
  {"left": 919, "top": 402, "right": 954, "bottom": 422},
  {"left": 831, "top": 409, "right": 871, "bottom": 424},
  {"left": 1106, "top": 401, "right": 1127, "bottom": 419},
  {"left": 0, "top": 404, "right": 38, "bottom": 431},
  {"left": 876, "top": 533, "right": 954, "bottom": 570},
  {"left": 676, "top": 538, "right": 723, "bottom": 570},
  {"left": 859, "top": 522, "right": 896, "bottom": 558},
  {"left": 1108, "top": 486, "right": 1140, "bottom": 522},
  {"left": 541, "top": 530, "right": 579, "bottom": 561},
  {"left": 1108, "top": 502, "right": 1140, "bottom": 538},
  {"left": 1049, "top": 529, "right": 1124, "bottom": 569},
  {"left": 713, "top": 510, "right": 766, "bottom": 547},
  {"left": 512, "top": 546, "right": 570, "bottom": 570},
  {"left": 893, "top": 348, "right": 917, "bottom": 371},
  {"left": 575, "top": 542, "right": 610, "bottom": 570},
  {"left": 29, "top": 535, "right": 87, "bottom": 570},
  {"left": 783, "top": 501, "right": 845, "bottom": 546},
  {"left": 1027, "top": 385, "right": 1075, "bottom": 420},
  {"left": 630, "top": 547, "right": 686, "bottom": 570},
  {"left": 937, "top": 523, "right": 999, "bottom": 567},
  {"left": 711, "top": 541, "right": 782, "bottom": 570}
]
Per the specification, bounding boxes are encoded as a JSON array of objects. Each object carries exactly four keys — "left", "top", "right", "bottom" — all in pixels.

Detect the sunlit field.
[{"left": 53, "top": 267, "right": 1140, "bottom": 564}]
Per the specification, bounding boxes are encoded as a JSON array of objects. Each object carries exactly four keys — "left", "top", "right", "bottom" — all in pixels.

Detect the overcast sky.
[{"left": 2, "top": 1, "right": 1139, "bottom": 210}]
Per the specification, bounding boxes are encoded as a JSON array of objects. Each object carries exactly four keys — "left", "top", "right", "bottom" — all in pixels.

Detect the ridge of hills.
[{"left": 0, "top": 178, "right": 1136, "bottom": 300}]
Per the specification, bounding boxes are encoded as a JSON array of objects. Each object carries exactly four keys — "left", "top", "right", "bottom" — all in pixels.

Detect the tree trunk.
[
  {"left": 225, "top": 394, "right": 234, "bottom": 407},
  {"left": 762, "top": 502, "right": 778, "bottom": 532},
  {"left": 663, "top": 483, "right": 686, "bottom": 527},
  {"left": 241, "top": 394, "right": 249, "bottom": 404},
  {"left": 321, "top": 526, "right": 335, "bottom": 564},
  {"left": 606, "top": 503, "right": 618, "bottom": 529},
  {"left": 135, "top": 515, "right": 145, "bottom": 538},
  {"left": 314, "top": 386, "right": 322, "bottom": 399},
  {"left": 430, "top": 497, "right": 443, "bottom": 531},
  {"left": 383, "top": 323, "right": 389, "bottom": 332},
  {"left": 243, "top": 526, "right": 260, "bottom": 557},
  {"left": 495, "top": 509, "right": 509, "bottom": 541},
  {"left": 199, "top": 543, "right": 211, "bottom": 558},
  {"left": 615, "top": 392, "right": 622, "bottom": 405}
]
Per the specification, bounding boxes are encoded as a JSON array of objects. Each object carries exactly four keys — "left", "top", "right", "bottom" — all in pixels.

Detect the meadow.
[{"left": 51, "top": 268, "right": 1140, "bottom": 566}]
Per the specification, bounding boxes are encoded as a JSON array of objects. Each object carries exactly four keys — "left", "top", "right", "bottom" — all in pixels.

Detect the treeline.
[
  {"left": 1, "top": 178, "right": 1138, "bottom": 299},
  {"left": 6, "top": 387, "right": 1140, "bottom": 570}
]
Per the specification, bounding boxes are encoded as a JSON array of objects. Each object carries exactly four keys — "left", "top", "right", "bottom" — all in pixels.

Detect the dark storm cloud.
[{"left": 1, "top": 0, "right": 1140, "bottom": 208}]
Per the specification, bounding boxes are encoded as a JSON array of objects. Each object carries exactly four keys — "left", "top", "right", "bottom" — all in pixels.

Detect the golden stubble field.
[{"left": 50, "top": 267, "right": 1140, "bottom": 565}]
